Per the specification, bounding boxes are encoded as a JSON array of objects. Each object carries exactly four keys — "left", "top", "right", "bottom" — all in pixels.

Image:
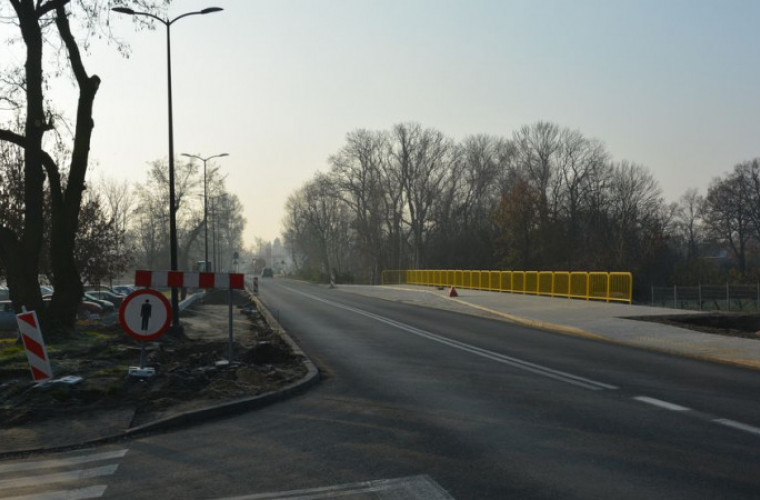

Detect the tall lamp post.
[
  {"left": 112, "top": 6, "right": 223, "bottom": 335},
  {"left": 181, "top": 152, "right": 228, "bottom": 272}
]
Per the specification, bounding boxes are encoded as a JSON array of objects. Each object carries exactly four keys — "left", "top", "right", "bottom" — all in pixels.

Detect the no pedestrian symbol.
[{"left": 119, "top": 289, "right": 172, "bottom": 341}]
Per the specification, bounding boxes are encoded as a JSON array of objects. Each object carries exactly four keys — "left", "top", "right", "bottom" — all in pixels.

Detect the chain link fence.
[{"left": 651, "top": 284, "right": 760, "bottom": 312}]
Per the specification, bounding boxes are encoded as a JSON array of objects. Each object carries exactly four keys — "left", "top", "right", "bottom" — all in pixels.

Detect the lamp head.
[
  {"left": 111, "top": 7, "right": 135, "bottom": 14},
  {"left": 201, "top": 7, "right": 224, "bottom": 14}
]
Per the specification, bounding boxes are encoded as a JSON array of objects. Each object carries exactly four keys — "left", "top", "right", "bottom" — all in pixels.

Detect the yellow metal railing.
[{"left": 380, "top": 269, "right": 633, "bottom": 303}]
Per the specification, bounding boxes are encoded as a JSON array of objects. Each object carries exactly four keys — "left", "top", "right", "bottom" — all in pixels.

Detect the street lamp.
[
  {"left": 112, "top": 6, "right": 223, "bottom": 335},
  {"left": 181, "top": 152, "right": 228, "bottom": 272}
]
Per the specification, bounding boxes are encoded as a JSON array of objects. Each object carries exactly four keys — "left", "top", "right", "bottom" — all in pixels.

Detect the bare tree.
[
  {"left": 737, "top": 159, "right": 760, "bottom": 246},
  {"left": 606, "top": 160, "right": 665, "bottom": 268},
  {"left": 391, "top": 123, "right": 455, "bottom": 268},
  {"left": 673, "top": 188, "right": 704, "bottom": 261},
  {"left": 512, "top": 122, "right": 561, "bottom": 221},
  {"left": 703, "top": 168, "right": 753, "bottom": 275},
  {"left": 329, "top": 129, "right": 387, "bottom": 283},
  {"left": 553, "top": 129, "right": 609, "bottom": 267}
]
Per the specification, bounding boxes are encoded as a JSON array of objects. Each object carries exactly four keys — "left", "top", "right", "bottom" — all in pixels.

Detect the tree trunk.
[
  {"left": 14, "top": 2, "right": 46, "bottom": 323},
  {"left": 47, "top": 8, "right": 102, "bottom": 334}
]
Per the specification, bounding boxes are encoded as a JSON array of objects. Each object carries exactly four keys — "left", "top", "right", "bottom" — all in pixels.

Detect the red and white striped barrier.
[
  {"left": 16, "top": 311, "right": 54, "bottom": 382},
  {"left": 134, "top": 270, "right": 245, "bottom": 290}
]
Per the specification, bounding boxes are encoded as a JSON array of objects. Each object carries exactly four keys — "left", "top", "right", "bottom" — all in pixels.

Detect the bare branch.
[
  {"left": 54, "top": 4, "right": 87, "bottom": 85},
  {"left": 37, "top": 0, "right": 69, "bottom": 18}
]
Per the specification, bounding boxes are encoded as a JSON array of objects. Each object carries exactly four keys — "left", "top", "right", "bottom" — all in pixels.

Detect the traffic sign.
[{"left": 119, "top": 289, "right": 172, "bottom": 341}]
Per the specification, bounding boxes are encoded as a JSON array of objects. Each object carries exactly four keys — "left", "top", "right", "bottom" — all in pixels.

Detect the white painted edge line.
[
  {"left": 0, "top": 465, "right": 118, "bottom": 491},
  {"left": 2, "top": 484, "right": 108, "bottom": 500},
  {"left": 633, "top": 396, "right": 691, "bottom": 412},
  {"left": 288, "top": 287, "right": 618, "bottom": 392},
  {"left": 0, "top": 449, "right": 128, "bottom": 474},
  {"left": 713, "top": 418, "right": 760, "bottom": 437}
]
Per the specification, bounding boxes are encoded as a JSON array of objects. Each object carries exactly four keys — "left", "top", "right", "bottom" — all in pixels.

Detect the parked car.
[
  {"left": 0, "top": 300, "right": 16, "bottom": 331},
  {"left": 112, "top": 285, "right": 136, "bottom": 296},
  {"left": 85, "top": 290, "right": 126, "bottom": 308},
  {"left": 262, "top": 268, "right": 274, "bottom": 278},
  {"left": 75, "top": 300, "right": 104, "bottom": 320},
  {"left": 0, "top": 287, "right": 9, "bottom": 301},
  {"left": 81, "top": 293, "right": 115, "bottom": 313},
  {"left": 41, "top": 296, "right": 104, "bottom": 320}
]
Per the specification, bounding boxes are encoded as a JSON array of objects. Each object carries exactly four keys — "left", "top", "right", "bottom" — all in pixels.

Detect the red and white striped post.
[{"left": 16, "top": 311, "right": 54, "bottom": 382}]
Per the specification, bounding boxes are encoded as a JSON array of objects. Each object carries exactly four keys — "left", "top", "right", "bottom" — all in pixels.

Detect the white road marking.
[
  {"left": 288, "top": 287, "right": 618, "bottom": 391},
  {"left": 2, "top": 485, "right": 108, "bottom": 500},
  {"left": 714, "top": 419, "right": 760, "bottom": 437},
  {"left": 633, "top": 396, "right": 691, "bottom": 412},
  {"left": 213, "top": 474, "right": 454, "bottom": 500},
  {"left": 0, "top": 464, "right": 118, "bottom": 491},
  {"left": 0, "top": 449, "right": 128, "bottom": 474}
]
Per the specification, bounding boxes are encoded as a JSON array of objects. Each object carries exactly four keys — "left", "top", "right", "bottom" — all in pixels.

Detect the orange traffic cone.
[{"left": 448, "top": 286, "right": 458, "bottom": 298}]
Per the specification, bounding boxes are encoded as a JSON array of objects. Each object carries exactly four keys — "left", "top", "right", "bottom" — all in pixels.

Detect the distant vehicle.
[
  {"left": 0, "top": 287, "right": 8, "bottom": 301},
  {"left": 85, "top": 290, "right": 126, "bottom": 308},
  {"left": 262, "top": 268, "right": 274, "bottom": 278}
]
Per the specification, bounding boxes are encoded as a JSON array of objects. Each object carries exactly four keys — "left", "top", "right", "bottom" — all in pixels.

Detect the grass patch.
[{"left": 0, "top": 340, "right": 25, "bottom": 364}]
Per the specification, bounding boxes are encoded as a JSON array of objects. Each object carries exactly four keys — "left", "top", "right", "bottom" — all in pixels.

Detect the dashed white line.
[
  {"left": 713, "top": 419, "right": 760, "bottom": 437},
  {"left": 633, "top": 396, "right": 690, "bottom": 412}
]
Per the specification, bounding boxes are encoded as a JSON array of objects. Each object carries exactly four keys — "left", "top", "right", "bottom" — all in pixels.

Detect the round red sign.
[{"left": 119, "top": 289, "right": 172, "bottom": 341}]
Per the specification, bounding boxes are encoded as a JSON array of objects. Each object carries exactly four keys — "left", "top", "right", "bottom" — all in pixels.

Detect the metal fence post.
[
  {"left": 698, "top": 283, "right": 702, "bottom": 311},
  {"left": 726, "top": 282, "right": 730, "bottom": 312}
]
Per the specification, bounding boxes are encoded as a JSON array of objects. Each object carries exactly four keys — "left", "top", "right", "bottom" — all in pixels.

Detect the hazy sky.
[{"left": 47, "top": 0, "right": 760, "bottom": 245}]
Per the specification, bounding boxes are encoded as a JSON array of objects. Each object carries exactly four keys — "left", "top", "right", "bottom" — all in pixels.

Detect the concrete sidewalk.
[{"left": 337, "top": 284, "right": 760, "bottom": 371}]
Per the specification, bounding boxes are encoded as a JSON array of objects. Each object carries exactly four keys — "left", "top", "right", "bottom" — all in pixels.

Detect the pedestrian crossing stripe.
[{"left": 0, "top": 448, "right": 127, "bottom": 500}]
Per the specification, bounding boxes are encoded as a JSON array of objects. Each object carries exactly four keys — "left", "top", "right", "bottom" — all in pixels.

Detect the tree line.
[{"left": 283, "top": 122, "right": 758, "bottom": 300}]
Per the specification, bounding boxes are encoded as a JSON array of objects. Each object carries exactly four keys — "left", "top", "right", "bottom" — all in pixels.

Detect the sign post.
[{"left": 119, "top": 289, "right": 172, "bottom": 377}]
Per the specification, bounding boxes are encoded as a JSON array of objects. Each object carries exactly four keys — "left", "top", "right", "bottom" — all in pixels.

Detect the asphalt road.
[{"left": 6, "top": 279, "right": 760, "bottom": 499}]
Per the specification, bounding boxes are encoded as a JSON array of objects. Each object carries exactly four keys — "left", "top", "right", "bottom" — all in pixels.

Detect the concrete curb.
[
  {"left": 179, "top": 290, "right": 205, "bottom": 311},
  {"left": 0, "top": 292, "right": 320, "bottom": 459}
]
